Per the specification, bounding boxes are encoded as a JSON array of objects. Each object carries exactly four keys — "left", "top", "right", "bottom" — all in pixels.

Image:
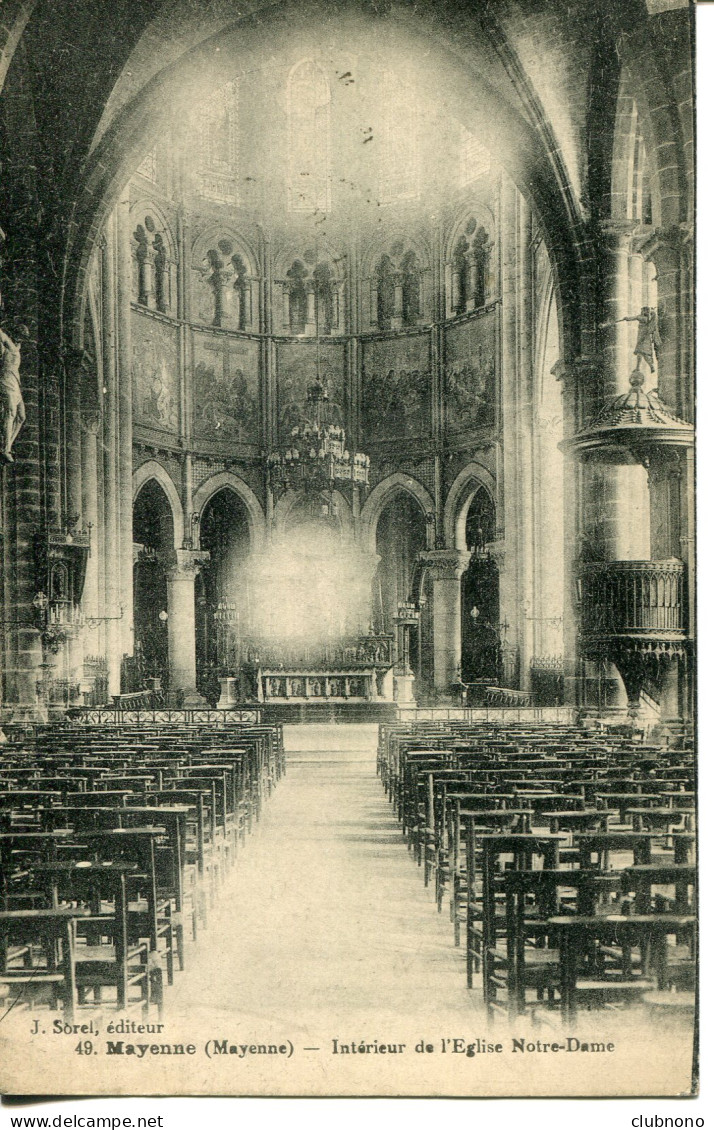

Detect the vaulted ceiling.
[{"left": 0, "top": 0, "right": 692, "bottom": 358}]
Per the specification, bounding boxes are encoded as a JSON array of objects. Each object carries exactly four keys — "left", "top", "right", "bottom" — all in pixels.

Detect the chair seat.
[
  {"left": 0, "top": 970, "right": 65, "bottom": 983},
  {"left": 488, "top": 945, "right": 561, "bottom": 976},
  {"left": 75, "top": 942, "right": 146, "bottom": 966},
  {"left": 572, "top": 978, "right": 656, "bottom": 998}
]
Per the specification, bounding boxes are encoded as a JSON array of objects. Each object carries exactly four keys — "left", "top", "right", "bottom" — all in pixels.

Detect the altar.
[
  {"left": 211, "top": 633, "right": 395, "bottom": 708},
  {"left": 258, "top": 669, "right": 379, "bottom": 702}
]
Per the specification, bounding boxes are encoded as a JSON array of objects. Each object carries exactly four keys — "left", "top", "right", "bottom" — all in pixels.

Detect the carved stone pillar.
[
  {"left": 164, "top": 549, "right": 209, "bottom": 706},
  {"left": 421, "top": 550, "right": 470, "bottom": 697},
  {"left": 601, "top": 220, "right": 638, "bottom": 400},
  {"left": 305, "top": 281, "right": 316, "bottom": 333},
  {"left": 116, "top": 201, "right": 134, "bottom": 660},
  {"left": 391, "top": 271, "right": 404, "bottom": 330},
  {"left": 138, "top": 244, "right": 155, "bottom": 309},
  {"left": 466, "top": 250, "right": 479, "bottom": 311},
  {"left": 101, "top": 217, "right": 121, "bottom": 697}
]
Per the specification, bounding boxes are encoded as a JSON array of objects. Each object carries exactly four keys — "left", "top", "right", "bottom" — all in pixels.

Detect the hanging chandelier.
[
  {"left": 268, "top": 377, "right": 369, "bottom": 495},
  {"left": 267, "top": 277, "right": 369, "bottom": 498}
]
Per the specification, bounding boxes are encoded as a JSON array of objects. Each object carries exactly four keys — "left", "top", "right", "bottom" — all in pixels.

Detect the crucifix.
[{"left": 202, "top": 336, "right": 248, "bottom": 385}]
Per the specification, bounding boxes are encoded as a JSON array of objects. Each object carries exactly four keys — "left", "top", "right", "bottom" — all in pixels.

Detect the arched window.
[
  {"left": 287, "top": 260, "right": 309, "bottom": 334},
  {"left": 313, "top": 261, "right": 334, "bottom": 333},
  {"left": 288, "top": 60, "right": 331, "bottom": 214},
  {"left": 401, "top": 250, "right": 420, "bottom": 325},
  {"left": 376, "top": 254, "right": 395, "bottom": 330},
  {"left": 379, "top": 71, "right": 419, "bottom": 204},
  {"left": 631, "top": 110, "right": 653, "bottom": 225},
  {"left": 453, "top": 236, "right": 470, "bottom": 314},
  {"left": 198, "top": 81, "right": 240, "bottom": 205},
  {"left": 450, "top": 220, "right": 493, "bottom": 315}
]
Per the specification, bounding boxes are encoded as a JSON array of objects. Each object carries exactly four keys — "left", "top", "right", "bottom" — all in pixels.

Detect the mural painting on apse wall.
[
  {"left": 444, "top": 311, "right": 497, "bottom": 435},
  {"left": 193, "top": 333, "right": 260, "bottom": 445},
  {"left": 362, "top": 333, "right": 431, "bottom": 441},
  {"left": 131, "top": 313, "right": 180, "bottom": 433},
  {"left": 277, "top": 340, "right": 346, "bottom": 443}
]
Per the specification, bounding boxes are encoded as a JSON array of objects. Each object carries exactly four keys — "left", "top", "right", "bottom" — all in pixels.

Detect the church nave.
[{"left": 168, "top": 724, "right": 478, "bottom": 1030}]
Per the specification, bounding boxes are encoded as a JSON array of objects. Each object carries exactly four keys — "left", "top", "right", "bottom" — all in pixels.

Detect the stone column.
[
  {"left": 65, "top": 348, "right": 86, "bottom": 528},
  {"left": 391, "top": 271, "right": 404, "bottom": 329},
  {"left": 116, "top": 201, "right": 134, "bottom": 661},
  {"left": 597, "top": 229, "right": 652, "bottom": 540},
  {"left": 100, "top": 219, "right": 121, "bottom": 697},
  {"left": 601, "top": 220, "right": 638, "bottom": 400},
  {"left": 80, "top": 411, "right": 101, "bottom": 675},
  {"left": 500, "top": 182, "right": 535, "bottom": 690},
  {"left": 466, "top": 249, "right": 479, "bottom": 311},
  {"left": 421, "top": 550, "right": 470, "bottom": 697},
  {"left": 645, "top": 228, "right": 691, "bottom": 419},
  {"left": 165, "top": 549, "right": 209, "bottom": 706},
  {"left": 305, "top": 281, "right": 316, "bottom": 333}
]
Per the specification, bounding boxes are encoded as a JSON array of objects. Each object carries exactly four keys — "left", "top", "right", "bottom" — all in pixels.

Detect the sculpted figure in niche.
[{"left": 0, "top": 324, "right": 29, "bottom": 464}]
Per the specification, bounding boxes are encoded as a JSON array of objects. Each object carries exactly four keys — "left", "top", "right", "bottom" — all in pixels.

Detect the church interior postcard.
[{"left": 0, "top": 0, "right": 697, "bottom": 1100}]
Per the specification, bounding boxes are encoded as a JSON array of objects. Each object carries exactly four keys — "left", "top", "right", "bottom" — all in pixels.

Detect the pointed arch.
[
  {"left": 444, "top": 462, "right": 497, "bottom": 551},
  {"left": 191, "top": 471, "right": 265, "bottom": 549},
  {"left": 190, "top": 223, "right": 259, "bottom": 278},
  {"left": 133, "top": 461, "right": 185, "bottom": 549},
  {"left": 360, "top": 472, "right": 435, "bottom": 554}
]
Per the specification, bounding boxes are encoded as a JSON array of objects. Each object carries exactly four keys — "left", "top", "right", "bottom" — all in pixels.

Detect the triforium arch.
[
  {"left": 360, "top": 474, "right": 435, "bottom": 556},
  {"left": 132, "top": 462, "right": 185, "bottom": 551}
]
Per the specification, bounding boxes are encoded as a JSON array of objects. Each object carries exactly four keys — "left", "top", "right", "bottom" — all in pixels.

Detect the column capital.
[
  {"left": 164, "top": 548, "right": 209, "bottom": 581},
  {"left": 420, "top": 549, "right": 471, "bottom": 581},
  {"left": 81, "top": 409, "right": 101, "bottom": 436},
  {"left": 599, "top": 218, "right": 639, "bottom": 244}
]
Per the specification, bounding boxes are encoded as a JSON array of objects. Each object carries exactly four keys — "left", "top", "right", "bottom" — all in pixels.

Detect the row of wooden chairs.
[
  {"left": 0, "top": 720, "right": 284, "bottom": 1022},
  {"left": 378, "top": 720, "right": 695, "bottom": 1026}
]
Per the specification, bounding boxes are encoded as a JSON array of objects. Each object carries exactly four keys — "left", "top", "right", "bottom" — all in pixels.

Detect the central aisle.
[{"left": 169, "top": 723, "right": 480, "bottom": 1032}]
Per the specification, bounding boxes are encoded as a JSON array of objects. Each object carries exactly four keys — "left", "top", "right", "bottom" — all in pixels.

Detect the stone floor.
[{"left": 168, "top": 723, "right": 479, "bottom": 1031}]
